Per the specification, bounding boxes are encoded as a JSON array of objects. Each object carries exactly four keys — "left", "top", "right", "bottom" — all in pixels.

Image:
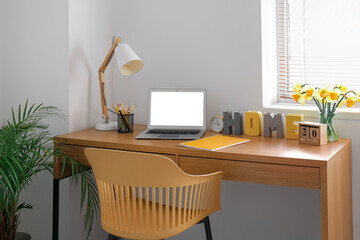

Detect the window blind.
[{"left": 277, "top": 0, "right": 360, "bottom": 101}]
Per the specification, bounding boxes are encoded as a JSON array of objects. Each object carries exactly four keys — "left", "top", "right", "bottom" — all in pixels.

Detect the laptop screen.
[{"left": 149, "top": 90, "right": 206, "bottom": 127}]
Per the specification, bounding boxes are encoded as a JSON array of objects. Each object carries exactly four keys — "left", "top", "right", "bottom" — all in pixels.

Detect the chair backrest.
[{"left": 84, "top": 148, "right": 223, "bottom": 240}]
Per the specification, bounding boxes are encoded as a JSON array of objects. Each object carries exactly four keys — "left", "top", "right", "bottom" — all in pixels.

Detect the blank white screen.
[{"left": 150, "top": 91, "right": 204, "bottom": 127}]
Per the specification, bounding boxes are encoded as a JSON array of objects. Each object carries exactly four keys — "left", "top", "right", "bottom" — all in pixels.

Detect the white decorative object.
[{"left": 210, "top": 115, "right": 224, "bottom": 133}]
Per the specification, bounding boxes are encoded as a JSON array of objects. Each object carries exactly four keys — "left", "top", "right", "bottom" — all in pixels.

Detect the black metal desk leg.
[{"left": 52, "top": 178, "right": 60, "bottom": 240}]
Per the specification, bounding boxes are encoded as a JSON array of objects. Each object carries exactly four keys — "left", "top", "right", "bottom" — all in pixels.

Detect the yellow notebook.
[{"left": 180, "top": 135, "right": 250, "bottom": 151}]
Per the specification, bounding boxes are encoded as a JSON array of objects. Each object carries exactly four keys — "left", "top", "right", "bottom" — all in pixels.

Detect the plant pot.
[{"left": 14, "top": 232, "right": 31, "bottom": 240}]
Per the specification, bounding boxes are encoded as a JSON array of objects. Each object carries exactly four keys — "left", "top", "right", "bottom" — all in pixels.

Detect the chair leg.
[
  {"left": 107, "top": 234, "right": 121, "bottom": 240},
  {"left": 203, "top": 216, "right": 213, "bottom": 240}
]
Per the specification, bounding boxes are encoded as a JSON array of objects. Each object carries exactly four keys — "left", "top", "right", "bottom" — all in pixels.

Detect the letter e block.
[{"left": 286, "top": 114, "right": 304, "bottom": 139}]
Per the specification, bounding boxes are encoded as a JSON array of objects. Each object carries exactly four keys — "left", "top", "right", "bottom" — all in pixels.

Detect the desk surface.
[
  {"left": 54, "top": 125, "right": 353, "bottom": 240},
  {"left": 55, "top": 125, "right": 350, "bottom": 168}
]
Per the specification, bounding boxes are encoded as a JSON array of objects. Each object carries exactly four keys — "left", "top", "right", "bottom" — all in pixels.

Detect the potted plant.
[
  {"left": 0, "top": 100, "right": 99, "bottom": 240},
  {"left": 291, "top": 83, "right": 360, "bottom": 142}
]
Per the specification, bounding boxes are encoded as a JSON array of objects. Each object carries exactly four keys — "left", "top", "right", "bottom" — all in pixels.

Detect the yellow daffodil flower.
[
  {"left": 302, "top": 86, "right": 314, "bottom": 101},
  {"left": 306, "top": 88, "right": 314, "bottom": 97},
  {"left": 346, "top": 98, "right": 356, "bottom": 108},
  {"left": 330, "top": 91, "right": 339, "bottom": 101},
  {"left": 292, "top": 93, "right": 301, "bottom": 103},
  {"left": 338, "top": 84, "right": 347, "bottom": 94},
  {"left": 326, "top": 88, "right": 340, "bottom": 103},
  {"left": 318, "top": 88, "right": 328, "bottom": 99},
  {"left": 292, "top": 83, "right": 303, "bottom": 95}
]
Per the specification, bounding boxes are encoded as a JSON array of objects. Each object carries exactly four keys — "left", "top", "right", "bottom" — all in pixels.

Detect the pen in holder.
[{"left": 117, "top": 113, "right": 134, "bottom": 133}]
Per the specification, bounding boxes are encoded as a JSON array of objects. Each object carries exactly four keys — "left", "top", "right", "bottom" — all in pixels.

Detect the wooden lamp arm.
[{"left": 98, "top": 37, "right": 122, "bottom": 122}]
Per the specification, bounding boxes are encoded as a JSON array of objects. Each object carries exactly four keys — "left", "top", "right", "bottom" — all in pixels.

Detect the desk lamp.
[{"left": 96, "top": 37, "right": 143, "bottom": 130}]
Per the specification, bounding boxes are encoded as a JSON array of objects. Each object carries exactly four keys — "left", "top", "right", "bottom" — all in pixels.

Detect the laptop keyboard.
[{"left": 146, "top": 129, "right": 201, "bottom": 135}]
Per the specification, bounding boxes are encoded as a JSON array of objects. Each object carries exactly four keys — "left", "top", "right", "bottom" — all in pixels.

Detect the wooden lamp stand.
[{"left": 95, "top": 37, "right": 143, "bottom": 131}]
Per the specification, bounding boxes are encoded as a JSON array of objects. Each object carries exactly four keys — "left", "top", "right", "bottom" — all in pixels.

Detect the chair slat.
[
  {"left": 114, "top": 186, "right": 122, "bottom": 231},
  {"left": 208, "top": 180, "right": 215, "bottom": 210},
  {"left": 104, "top": 182, "right": 111, "bottom": 226},
  {"left": 159, "top": 188, "right": 163, "bottom": 231},
  {"left": 119, "top": 185, "right": 127, "bottom": 231},
  {"left": 177, "top": 187, "right": 183, "bottom": 227},
  {"left": 206, "top": 180, "right": 213, "bottom": 212},
  {"left": 138, "top": 187, "right": 144, "bottom": 233},
  {"left": 165, "top": 187, "right": 169, "bottom": 231},
  {"left": 183, "top": 185, "right": 189, "bottom": 224},
  {"left": 97, "top": 180, "right": 105, "bottom": 223},
  {"left": 110, "top": 184, "right": 117, "bottom": 228},
  {"left": 196, "top": 183, "right": 203, "bottom": 217},
  {"left": 198, "top": 182, "right": 206, "bottom": 215},
  {"left": 125, "top": 186, "right": 132, "bottom": 232},
  {"left": 152, "top": 187, "right": 156, "bottom": 233},
  {"left": 201, "top": 181, "right": 209, "bottom": 213},
  {"left": 188, "top": 185, "right": 194, "bottom": 222},
  {"left": 131, "top": 186, "right": 137, "bottom": 233},
  {"left": 191, "top": 184, "right": 198, "bottom": 220},
  {"left": 145, "top": 187, "right": 150, "bottom": 233},
  {"left": 172, "top": 187, "right": 176, "bottom": 229}
]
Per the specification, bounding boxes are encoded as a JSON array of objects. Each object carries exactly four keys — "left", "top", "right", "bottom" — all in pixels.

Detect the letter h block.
[{"left": 223, "top": 111, "right": 243, "bottom": 135}]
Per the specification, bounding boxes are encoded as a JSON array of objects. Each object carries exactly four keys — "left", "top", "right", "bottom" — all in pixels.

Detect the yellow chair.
[{"left": 84, "top": 148, "right": 223, "bottom": 240}]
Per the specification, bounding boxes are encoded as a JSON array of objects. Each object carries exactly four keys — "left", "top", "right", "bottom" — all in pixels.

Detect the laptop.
[{"left": 136, "top": 89, "right": 206, "bottom": 139}]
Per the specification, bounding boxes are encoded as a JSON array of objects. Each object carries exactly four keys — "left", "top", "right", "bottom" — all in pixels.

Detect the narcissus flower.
[
  {"left": 292, "top": 94, "right": 301, "bottom": 103},
  {"left": 329, "top": 91, "right": 339, "bottom": 101},
  {"left": 306, "top": 88, "right": 314, "bottom": 97},
  {"left": 318, "top": 88, "right": 328, "bottom": 99},
  {"left": 346, "top": 98, "right": 356, "bottom": 108},
  {"left": 292, "top": 83, "right": 303, "bottom": 95},
  {"left": 338, "top": 84, "right": 347, "bottom": 93},
  {"left": 291, "top": 83, "right": 358, "bottom": 109}
]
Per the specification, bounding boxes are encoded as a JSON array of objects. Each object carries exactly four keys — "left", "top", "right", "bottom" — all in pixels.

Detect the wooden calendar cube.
[
  {"left": 300, "top": 125, "right": 310, "bottom": 139},
  {"left": 299, "top": 122, "right": 327, "bottom": 145}
]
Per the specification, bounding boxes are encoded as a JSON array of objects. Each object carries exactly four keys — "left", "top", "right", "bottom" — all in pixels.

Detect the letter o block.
[
  {"left": 286, "top": 114, "right": 304, "bottom": 139},
  {"left": 245, "top": 111, "right": 263, "bottom": 136}
]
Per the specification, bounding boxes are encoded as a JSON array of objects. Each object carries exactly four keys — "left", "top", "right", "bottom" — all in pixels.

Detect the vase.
[{"left": 319, "top": 112, "right": 338, "bottom": 142}]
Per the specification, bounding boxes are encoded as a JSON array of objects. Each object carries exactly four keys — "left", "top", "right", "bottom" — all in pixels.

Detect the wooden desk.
[{"left": 53, "top": 125, "right": 353, "bottom": 240}]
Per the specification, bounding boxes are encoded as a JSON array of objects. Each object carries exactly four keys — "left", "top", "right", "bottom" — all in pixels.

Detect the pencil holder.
[{"left": 117, "top": 113, "right": 134, "bottom": 133}]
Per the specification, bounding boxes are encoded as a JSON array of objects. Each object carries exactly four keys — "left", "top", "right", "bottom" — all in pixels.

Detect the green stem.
[{"left": 313, "top": 98, "right": 323, "bottom": 113}]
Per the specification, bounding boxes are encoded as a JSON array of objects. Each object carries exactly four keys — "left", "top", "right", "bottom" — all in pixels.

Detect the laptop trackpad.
[{"left": 159, "top": 134, "right": 180, "bottom": 139}]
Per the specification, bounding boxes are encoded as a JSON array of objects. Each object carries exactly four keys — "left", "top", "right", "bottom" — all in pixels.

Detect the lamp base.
[{"left": 95, "top": 122, "right": 117, "bottom": 131}]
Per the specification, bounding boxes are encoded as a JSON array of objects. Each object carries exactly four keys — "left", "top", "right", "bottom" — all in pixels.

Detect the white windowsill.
[{"left": 262, "top": 103, "right": 360, "bottom": 121}]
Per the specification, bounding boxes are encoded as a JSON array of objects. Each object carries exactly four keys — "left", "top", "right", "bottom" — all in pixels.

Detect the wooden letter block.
[
  {"left": 299, "top": 122, "right": 327, "bottom": 145},
  {"left": 223, "top": 111, "right": 243, "bottom": 135},
  {"left": 286, "top": 114, "right": 304, "bottom": 139},
  {"left": 263, "top": 113, "right": 284, "bottom": 138},
  {"left": 245, "top": 111, "right": 263, "bottom": 136}
]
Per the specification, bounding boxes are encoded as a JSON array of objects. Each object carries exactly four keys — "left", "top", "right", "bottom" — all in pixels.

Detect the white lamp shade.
[{"left": 115, "top": 43, "right": 143, "bottom": 76}]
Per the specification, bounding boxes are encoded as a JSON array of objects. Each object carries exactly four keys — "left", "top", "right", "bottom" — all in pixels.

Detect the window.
[{"left": 277, "top": 0, "right": 360, "bottom": 102}]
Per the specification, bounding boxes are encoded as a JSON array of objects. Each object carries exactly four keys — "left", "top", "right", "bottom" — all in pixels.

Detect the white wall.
[
  {"left": 109, "top": 0, "right": 358, "bottom": 239},
  {"left": 111, "top": 0, "right": 263, "bottom": 125},
  {"left": 69, "top": 0, "right": 114, "bottom": 131},
  {"left": 0, "top": 0, "right": 70, "bottom": 239},
  {"left": 68, "top": 0, "right": 113, "bottom": 239},
  {"left": 1, "top": 0, "right": 358, "bottom": 239}
]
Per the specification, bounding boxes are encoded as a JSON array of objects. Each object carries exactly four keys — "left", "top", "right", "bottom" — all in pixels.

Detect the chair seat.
[{"left": 85, "top": 148, "right": 222, "bottom": 240}]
